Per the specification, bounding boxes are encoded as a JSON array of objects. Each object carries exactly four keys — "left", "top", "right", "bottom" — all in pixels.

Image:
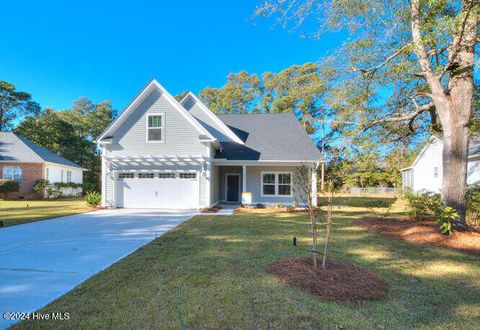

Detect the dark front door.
[{"left": 226, "top": 175, "right": 240, "bottom": 202}]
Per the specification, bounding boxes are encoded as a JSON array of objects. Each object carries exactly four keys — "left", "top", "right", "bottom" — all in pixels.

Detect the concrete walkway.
[{"left": 0, "top": 209, "right": 196, "bottom": 329}]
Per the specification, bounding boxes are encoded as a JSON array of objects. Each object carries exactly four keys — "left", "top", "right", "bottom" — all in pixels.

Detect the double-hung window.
[
  {"left": 433, "top": 166, "right": 439, "bottom": 179},
  {"left": 3, "top": 166, "right": 23, "bottom": 185},
  {"left": 67, "top": 170, "right": 72, "bottom": 182},
  {"left": 147, "top": 114, "right": 164, "bottom": 142},
  {"left": 261, "top": 172, "right": 292, "bottom": 197}
]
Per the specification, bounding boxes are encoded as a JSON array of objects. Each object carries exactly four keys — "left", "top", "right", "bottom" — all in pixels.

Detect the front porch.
[{"left": 212, "top": 162, "right": 318, "bottom": 207}]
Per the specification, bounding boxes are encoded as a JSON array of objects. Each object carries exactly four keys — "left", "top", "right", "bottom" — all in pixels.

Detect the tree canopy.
[
  {"left": 15, "top": 98, "right": 115, "bottom": 187},
  {"left": 199, "top": 63, "right": 327, "bottom": 135},
  {"left": 255, "top": 0, "right": 479, "bottom": 226},
  {"left": 0, "top": 81, "right": 41, "bottom": 131}
]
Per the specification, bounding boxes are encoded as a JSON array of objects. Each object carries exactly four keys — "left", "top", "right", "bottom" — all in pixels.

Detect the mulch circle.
[{"left": 266, "top": 256, "right": 388, "bottom": 302}]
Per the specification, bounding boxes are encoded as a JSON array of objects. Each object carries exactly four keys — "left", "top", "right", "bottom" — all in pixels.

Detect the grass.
[
  {"left": 12, "top": 197, "right": 480, "bottom": 329},
  {"left": 0, "top": 198, "right": 92, "bottom": 227}
]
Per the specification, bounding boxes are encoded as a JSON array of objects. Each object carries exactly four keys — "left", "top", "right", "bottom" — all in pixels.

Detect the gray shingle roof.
[
  {"left": 0, "top": 132, "right": 83, "bottom": 168},
  {"left": 215, "top": 113, "right": 322, "bottom": 161}
]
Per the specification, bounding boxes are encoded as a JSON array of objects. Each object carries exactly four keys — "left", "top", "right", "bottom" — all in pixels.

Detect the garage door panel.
[{"left": 115, "top": 175, "right": 198, "bottom": 209}]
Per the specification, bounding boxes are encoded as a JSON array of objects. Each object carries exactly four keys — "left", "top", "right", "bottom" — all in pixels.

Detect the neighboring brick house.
[{"left": 0, "top": 132, "right": 85, "bottom": 199}]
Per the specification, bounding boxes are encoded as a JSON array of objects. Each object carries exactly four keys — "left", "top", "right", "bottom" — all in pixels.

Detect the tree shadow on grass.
[{"left": 15, "top": 209, "right": 480, "bottom": 330}]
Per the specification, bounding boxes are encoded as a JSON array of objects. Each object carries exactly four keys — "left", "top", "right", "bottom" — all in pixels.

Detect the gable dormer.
[{"left": 180, "top": 92, "right": 244, "bottom": 144}]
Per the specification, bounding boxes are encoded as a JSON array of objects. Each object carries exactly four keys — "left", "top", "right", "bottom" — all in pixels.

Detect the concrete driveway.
[{"left": 0, "top": 208, "right": 196, "bottom": 329}]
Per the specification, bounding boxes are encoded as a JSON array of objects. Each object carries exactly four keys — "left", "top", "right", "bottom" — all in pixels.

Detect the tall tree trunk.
[
  {"left": 441, "top": 1, "right": 479, "bottom": 228},
  {"left": 442, "top": 123, "right": 470, "bottom": 227},
  {"left": 411, "top": 0, "right": 479, "bottom": 228}
]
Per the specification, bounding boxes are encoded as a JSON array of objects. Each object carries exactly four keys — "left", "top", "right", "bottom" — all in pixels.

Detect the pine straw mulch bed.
[
  {"left": 234, "top": 207, "right": 307, "bottom": 214},
  {"left": 200, "top": 205, "right": 224, "bottom": 213},
  {"left": 357, "top": 217, "right": 480, "bottom": 256},
  {"left": 266, "top": 256, "right": 388, "bottom": 302}
]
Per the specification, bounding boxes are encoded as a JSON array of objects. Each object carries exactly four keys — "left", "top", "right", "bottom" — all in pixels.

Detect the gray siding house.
[{"left": 97, "top": 80, "right": 322, "bottom": 209}]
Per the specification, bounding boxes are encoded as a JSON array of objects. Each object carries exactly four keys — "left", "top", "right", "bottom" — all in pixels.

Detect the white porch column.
[
  {"left": 100, "top": 146, "right": 107, "bottom": 208},
  {"left": 242, "top": 164, "right": 247, "bottom": 193},
  {"left": 311, "top": 164, "right": 318, "bottom": 207}
]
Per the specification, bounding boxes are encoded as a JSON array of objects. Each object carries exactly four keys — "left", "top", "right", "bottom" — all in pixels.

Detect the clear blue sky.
[{"left": 0, "top": 0, "right": 343, "bottom": 112}]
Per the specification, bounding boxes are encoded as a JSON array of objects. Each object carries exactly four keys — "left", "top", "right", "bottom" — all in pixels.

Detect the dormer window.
[{"left": 146, "top": 114, "right": 165, "bottom": 142}]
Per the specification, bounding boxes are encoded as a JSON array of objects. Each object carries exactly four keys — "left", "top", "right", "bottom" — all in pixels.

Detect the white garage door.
[{"left": 115, "top": 172, "right": 199, "bottom": 209}]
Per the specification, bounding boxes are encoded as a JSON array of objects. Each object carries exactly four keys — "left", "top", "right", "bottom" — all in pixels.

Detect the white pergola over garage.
[{"left": 102, "top": 155, "right": 208, "bottom": 209}]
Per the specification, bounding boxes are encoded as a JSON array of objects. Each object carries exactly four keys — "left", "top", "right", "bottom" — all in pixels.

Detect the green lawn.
[
  {"left": 13, "top": 198, "right": 480, "bottom": 329},
  {"left": 0, "top": 198, "right": 92, "bottom": 227}
]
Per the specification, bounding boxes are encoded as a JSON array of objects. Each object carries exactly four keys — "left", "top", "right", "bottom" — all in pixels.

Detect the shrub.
[
  {"left": 405, "top": 191, "right": 443, "bottom": 220},
  {"left": 46, "top": 185, "right": 63, "bottom": 198},
  {"left": 82, "top": 182, "right": 96, "bottom": 194},
  {"left": 53, "top": 182, "right": 83, "bottom": 189},
  {"left": 86, "top": 191, "right": 102, "bottom": 207},
  {"left": 436, "top": 207, "right": 458, "bottom": 235},
  {"left": 0, "top": 179, "right": 19, "bottom": 199},
  {"left": 33, "top": 179, "right": 49, "bottom": 196},
  {"left": 366, "top": 198, "right": 396, "bottom": 220},
  {"left": 466, "top": 184, "right": 480, "bottom": 230},
  {"left": 405, "top": 191, "right": 461, "bottom": 235}
]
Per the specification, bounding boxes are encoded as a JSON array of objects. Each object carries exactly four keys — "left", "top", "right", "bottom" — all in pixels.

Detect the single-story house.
[
  {"left": 401, "top": 135, "right": 480, "bottom": 193},
  {"left": 96, "top": 80, "right": 323, "bottom": 209},
  {"left": 0, "top": 132, "right": 85, "bottom": 199}
]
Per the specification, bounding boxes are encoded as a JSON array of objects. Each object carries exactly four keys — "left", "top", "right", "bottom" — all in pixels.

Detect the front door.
[{"left": 226, "top": 174, "right": 240, "bottom": 202}]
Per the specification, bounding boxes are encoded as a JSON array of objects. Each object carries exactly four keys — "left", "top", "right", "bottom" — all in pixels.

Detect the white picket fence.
[{"left": 349, "top": 187, "right": 400, "bottom": 195}]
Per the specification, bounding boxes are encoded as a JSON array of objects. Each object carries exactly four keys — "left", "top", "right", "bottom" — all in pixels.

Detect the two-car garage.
[{"left": 114, "top": 171, "right": 199, "bottom": 209}]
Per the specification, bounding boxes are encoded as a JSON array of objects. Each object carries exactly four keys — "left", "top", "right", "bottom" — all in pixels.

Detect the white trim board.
[{"left": 145, "top": 113, "right": 166, "bottom": 144}]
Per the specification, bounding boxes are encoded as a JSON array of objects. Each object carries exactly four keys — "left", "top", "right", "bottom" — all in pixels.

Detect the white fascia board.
[
  {"left": 213, "top": 159, "right": 321, "bottom": 166},
  {"left": 96, "top": 80, "right": 215, "bottom": 142},
  {"left": 179, "top": 92, "right": 244, "bottom": 145}
]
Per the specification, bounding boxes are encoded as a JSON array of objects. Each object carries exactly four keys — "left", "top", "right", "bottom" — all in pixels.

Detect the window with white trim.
[
  {"left": 433, "top": 166, "right": 439, "bottom": 178},
  {"left": 118, "top": 173, "right": 134, "bottom": 179},
  {"left": 3, "top": 166, "right": 23, "bottom": 185},
  {"left": 159, "top": 172, "right": 175, "bottom": 179},
  {"left": 262, "top": 172, "right": 292, "bottom": 196},
  {"left": 46, "top": 168, "right": 49, "bottom": 181},
  {"left": 262, "top": 173, "right": 276, "bottom": 195},
  {"left": 61, "top": 169, "right": 64, "bottom": 182},
  {"left": 147, "top": 114, "right": 164, "bottom": 142},
  {"left": 278, "top": 173, "right": 292, "bottom": 195},
  {"left": 179, "top": 172, "right": 196, "bottom": 179},
  {"left": 67, "top": 170, "right": 72, "bottom": 182},
  {"left": 138, "top": 173, "right": 154, "bottom": 179}
]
